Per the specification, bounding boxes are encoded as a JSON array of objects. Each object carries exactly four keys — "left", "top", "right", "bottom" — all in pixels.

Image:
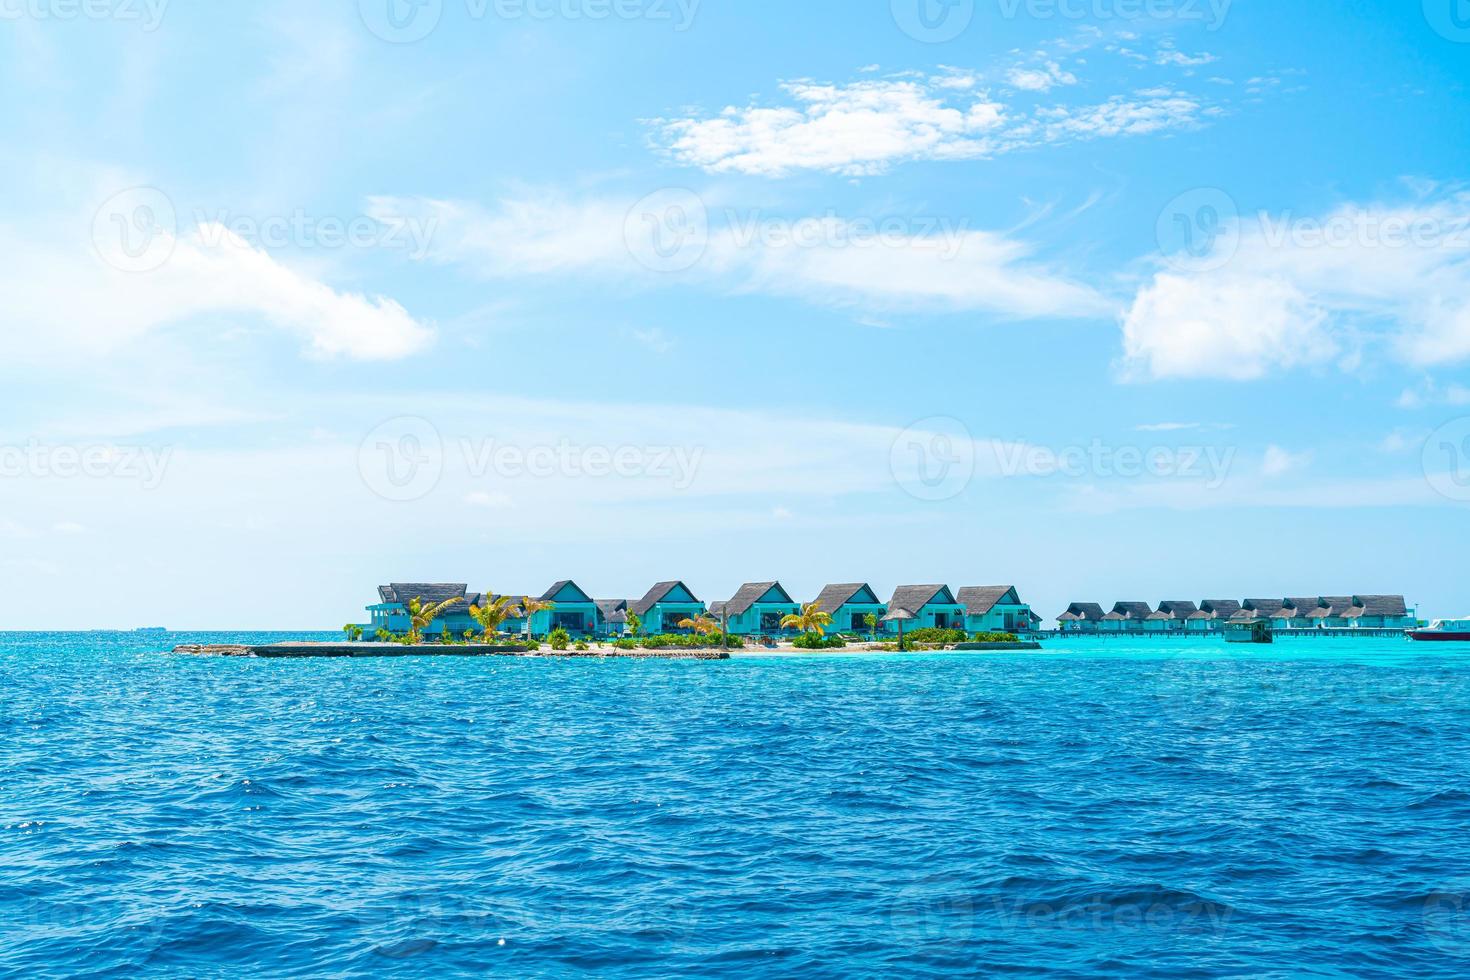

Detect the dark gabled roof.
[
  {"left": 595, "top": 599, "right": 628, "bottom": 624},
  {"left": 1310, "top": 596, "right": 1356, "bottom": 618},
  {"left": 1156, "top": 600, "right": 1199, "bottom": 621},
  {"left": 1244, "top": 599, "right": 1288, "bottom": 616},
  {"left": 540, "top": 580, "right": 594, "bottom": 603},
  {"left": 1354, "top": 594, "right": 1408, "bottom": 617},
  {"left": 379, "top": 583, "right": 468, "bottom": 605},
  {"left": 888, "top": 585, "right": 955, "bottom": 612},
  {"left": 957, "top": 586, "right": 1021, "bottom": 616},
  {"left": 1058, "top": 602, "right": 1106, "bottom": 622},
  {"left": 811, "top": 583, "right": 878, "bottom": 614},
  {"left": 723, "top": 582, "right": 795, "bottom": 617},
  {"left": 631, "top": 581, "right": 700, "bottom": 617},
  {"left": 1286, "top": 597, "right": 1323, "bottom": 616},
  {"left": 1201, "top": 599, "right": 1242, "bottom": 619},
  {"left": 1111, "top": 601, "right": 1154, "bottom": 621}
]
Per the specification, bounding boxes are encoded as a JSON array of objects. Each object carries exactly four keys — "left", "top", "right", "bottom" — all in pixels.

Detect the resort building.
[
  {"left": 630, "top": 581, "right": 707, "bottom": 634},
  {"left": 957, "top": 586, "right": 1034, "bottom": 633},
  {"left": 709, "top": 582, "right": 801, "bottom": 636},
  {"left": 368, "top": 583, "right": 483, "bottom": 636},
  {"left": 533, "top": 581, "right": 601, "bottom": 635},
  {"left": 595, "top": 599, "right": 630, "bottom": 637},
  {"left": 1101, "top": 602, "right": 1154, "bottom": 632},
  {"left": 1147, "top": 600, "right": 1199, "bottom": 632},
  {"left": 1187, "top": 600, "right": 1242, "bottom": 632},
  {"left": 811, "top": 583, "right": 888, "bottom": 635},
  {"left": 1346, "top": 595, "right": 1416, "bottom": 628},
  {"left": 1057, "top": 603, "right": 1106, "bottom": 632},
  {"left": 887, "top": 585, "right": 967, "bottom": 631}
]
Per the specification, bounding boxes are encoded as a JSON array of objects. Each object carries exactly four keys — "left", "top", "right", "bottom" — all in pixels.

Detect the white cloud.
[
  {"left": 1397, "top": 377, "right": 1470, "bottom": 409},
  {"left": 4, "top": 216, "right": 432, "bottom": 363},
  {"left": 1007, "top": 62, "right": 1078, "bottom": 92},
  {"left": 464, "top": 491, "right": 513, "bottom": 509},
  {"left": 52, "top": 522, "right": 86, "bottom": 534},
  {"left": 1262, "top": 445, "right": 1311, "bottom": 477},
  {"left": 1122, "top": 192, "right": 1470, "bottom": 380},
  {"left": 653, "top": 71, "right": 1210, "bottom": 177},
  {"left": 374, "top": 192, "right": 1110, "bottom": 321}
]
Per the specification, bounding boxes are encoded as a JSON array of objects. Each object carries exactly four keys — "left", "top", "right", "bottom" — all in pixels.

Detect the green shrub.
[
  {"left": 574, "top": 639, "right": 589, "bottom": 651},
  {"left": 971, "top": 631, "right": 1019, "bottom": 643},
  {"left": 612, "top": 638, "right": 639, "bottom": 650},
  {"left": 793, "top": 632, "right": 847, "bottom": 649},
  {"left": 636, "top": 633, "right": 742, "bottom": 650},
  {"left": 549, "top": 627, "right": 571, "bottom": 651},
  {"left": 905, "top": 627, "right": 968, "bottom": 645},
  {"left": 519, "top": 640, "right": 541, "bottom": 651}
]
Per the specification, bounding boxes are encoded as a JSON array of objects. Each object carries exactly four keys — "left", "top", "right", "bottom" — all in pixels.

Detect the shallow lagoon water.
[{"left": 5, "top": 631, "right": 1470, "bottom": 977}]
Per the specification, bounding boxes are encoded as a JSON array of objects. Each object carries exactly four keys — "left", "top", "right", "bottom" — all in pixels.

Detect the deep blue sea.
[{"left": 5, "top": 632, "right": 1470, "bottom": 978}]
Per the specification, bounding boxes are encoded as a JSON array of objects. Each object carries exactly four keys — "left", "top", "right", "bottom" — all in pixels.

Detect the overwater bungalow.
[
  {"left": 957, "top": 586, "right": 1034, "bottom": 633},
  {"left": 631, "top": 581, "right": 706, "bottom": 634},
  {"left": 1187, "top": 599, "right": 1242, "bottom": 632},
  {"left": 1101, "top": 602, "right": 1154, "bottom": 632},
  {"left": 1057, "top": 603, "right": 1106, "bottom": 632},
  {"left": 710, "top": 582, "right": 801, "bottom": 636},
  {"left": 887, "top": 585, "right": 967, "bottom": 631},
  {"left": 1237, "top": 599, "right": 1290, "bottom": 630},
  {"left": 811, "top": 584, "right": 887, "bottom": 635},
  {"left": 368, "top": 583, "right": 483, "bottom": 635},
  {"left": 1348, "top": 595, "right": 1415, "bottom": 628},
  {"left": 1147, "top": 600, "right": 1199, "bottom": 632},
  {"left": 1284, "top": 597, "right": 1324, "bottom": 630}
]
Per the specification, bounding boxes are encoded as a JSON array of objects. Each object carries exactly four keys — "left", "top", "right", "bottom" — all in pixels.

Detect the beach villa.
[
  {"left": 532, "top": 581, "right": 601, "bottom": 635},
  {"left": 811, "top": 583, "right": 887, "bottom": 635},
  {"left": 368, "top": 584, "right": 483, "bottom": 636},
  {"left": 709, "top": 582, "right": 801, "bottom": 636},
  {"left": 630, "top": 582, "right": 707, "bottom": 633},
  {"left": 1057, "top": 603, "right": 1106, "bottom": 632},
  {"left": 957, "top": 586, "right": 1034, "bottom": 633},
  {"left": 886, "top": 585, "right": 966, "bottom": 632},
  {"left": 595, "top": 599, "right": 630, "bottom": 637}
]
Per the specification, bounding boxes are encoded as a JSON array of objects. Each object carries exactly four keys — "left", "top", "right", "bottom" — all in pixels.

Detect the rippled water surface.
[{"left": 6, "top": 631, "right": 1470, "bottom": 977}]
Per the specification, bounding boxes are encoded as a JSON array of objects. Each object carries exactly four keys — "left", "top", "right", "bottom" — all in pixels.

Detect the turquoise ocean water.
[{"left": 4, "top": 631, "right": 1470, "bottom": 977}]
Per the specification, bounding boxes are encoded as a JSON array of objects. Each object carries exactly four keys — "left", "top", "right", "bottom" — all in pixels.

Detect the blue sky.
[{"left": 2, "top": 0, "right": 1469, "bottom": 628}]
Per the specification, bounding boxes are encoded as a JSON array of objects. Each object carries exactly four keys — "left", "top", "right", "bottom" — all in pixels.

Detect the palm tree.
[
  {"left": 516, "top": 596, "right": 556, "bottom": 639},
  {"left": 406, "top": 595, "right": 465, "bottom": 645},
  {"left": 468, "top": 594, "right": 517, "bottom": 643},
  {"left": 678, "top": 614, "right": 720, "bottom": 637},
  {"left": 863, "top": 613, "right": 879, "bottom": 641},
  {"left": 781, "top": 602, "right": 834, "bottom": 638}
]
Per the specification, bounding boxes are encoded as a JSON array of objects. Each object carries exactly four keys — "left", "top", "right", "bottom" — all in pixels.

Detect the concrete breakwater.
[{"left": 172, "top": 643, "right": 730, "bottom": 661}]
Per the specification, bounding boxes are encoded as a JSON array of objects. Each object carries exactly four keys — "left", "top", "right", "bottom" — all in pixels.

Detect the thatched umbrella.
[{"left": 883, "top": 607, "right": 916, "bottom": 651}]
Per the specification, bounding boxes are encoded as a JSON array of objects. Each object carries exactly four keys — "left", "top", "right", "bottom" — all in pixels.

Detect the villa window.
[
  {"left": 851, "top": 613, "right": 865, "bottom": 631},
  {"left": 761, "top": 612, "right": 784, "bottom": 632}
]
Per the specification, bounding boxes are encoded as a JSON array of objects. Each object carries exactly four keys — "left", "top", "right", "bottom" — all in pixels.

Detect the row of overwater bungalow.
[
  {"left": 1056, "top": 596, "right": 1416, "bottom": 633},
  {"left": 367, "top": 581, "right": 1042, "bottom": 639}
]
